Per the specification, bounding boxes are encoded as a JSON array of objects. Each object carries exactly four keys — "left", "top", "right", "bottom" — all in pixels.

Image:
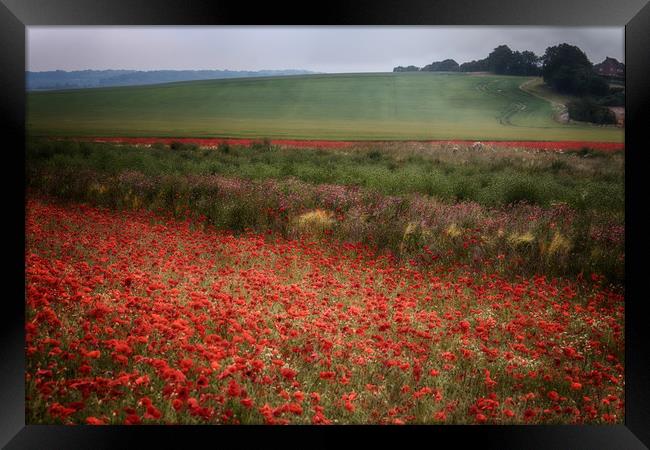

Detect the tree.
[
  {"left": 520, "top": 51, "right": 541, "bottom": 76},
  {"left": 393, "top": 65, "right": 420, "bottom": 72},
  {"left": 507, "top": 51, "right": 536, "bottom": 76},
  {"left": 459, "top": 59, "right": 489, "bottom": 72},
  {"left": 480, "top": 45, "right": 540, "bottom": 76},
  {"left": 486, "top": 45, "right": 514, "bottom": 75},
  {"left": 541, "top": 43, "right": 608, "bottom": 96},
  {"left": 585, "top": 74, "right": 610, "bottom": 97},
  {"left": 421, "top": 59, "right": 460, "bottom": 72},
  {"left": 567, "top": 98, "right": 616, "bottom": 124},
  {"left": 542, "top": 44, "right": 592, "bottom": 83}
]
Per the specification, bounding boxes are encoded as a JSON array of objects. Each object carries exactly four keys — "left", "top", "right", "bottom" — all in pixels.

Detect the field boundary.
[{"left": 64, "top": 136, "right": 625, "bottom": 152}]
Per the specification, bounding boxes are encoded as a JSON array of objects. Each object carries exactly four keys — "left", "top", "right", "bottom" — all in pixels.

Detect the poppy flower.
[
  {"left": 197, "top": 375, "right": 209, "bottom": 388},
  {"left": 280, "top": 367, "right": 297, "bottom": 380},
  {"left": 547, "top": 391, "right": 560, "bottom": 402},
  {"left": 124, "top": 414, "right": 141, "bottom": 425},
  {"left": 85, "top": 416, "right": 106, "bottom": 425},
  {"left": 172, "top": 399, "right": 184, "bottom": 411}
]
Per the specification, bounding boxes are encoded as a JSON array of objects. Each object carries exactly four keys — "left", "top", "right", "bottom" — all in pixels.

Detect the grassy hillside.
[{"left": 27, "top": 72, "right": 623, "bottom": 142}]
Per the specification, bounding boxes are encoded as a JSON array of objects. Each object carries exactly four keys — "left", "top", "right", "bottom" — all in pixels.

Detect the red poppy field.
[
  {"left": 81, "top": 136, "right": 624, "bottom": 152},
  {"left": 26, "top": 198, "right": 624, "bottom": 425}
]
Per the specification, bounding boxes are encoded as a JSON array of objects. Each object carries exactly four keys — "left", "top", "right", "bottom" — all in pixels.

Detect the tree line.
[
  {"left": 393, "top": 43, "right": 624, "bottom": 124},
  {"left": 393, "top": 44, "right": 540, "bottom": 76}
]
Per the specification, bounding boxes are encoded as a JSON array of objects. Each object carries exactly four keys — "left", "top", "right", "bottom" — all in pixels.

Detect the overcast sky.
[{"left": 27, "top": 26, "right": 624, "bottom": 72}]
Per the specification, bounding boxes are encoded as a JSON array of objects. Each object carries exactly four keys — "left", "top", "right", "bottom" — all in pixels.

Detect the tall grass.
[
  {"left": 26, "top": 139, "right": 624, "bottom": 284},
  {"left": 27, "top": 139, "right": 624, "bottom": 213}
]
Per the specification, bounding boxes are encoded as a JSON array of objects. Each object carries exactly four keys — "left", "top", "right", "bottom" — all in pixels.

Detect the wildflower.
[
  {"left": 547, "top": 391, "right": 560, "bottom": 402},
  {"left": 280, "top": 367, "right": 298, "bottom": 380},
  {"left": 523, "top": 409, "right": 537, "bottom": 421},
  {"left": 84, "top": 350, "right": 101, "bottom": 359},
  {"left": 227, "top": 379, "right": 242, "bottom": 397},
  {"left": 197, "top": 375, "right": 209, "bottom": 389},
  {"left": 85, "top": 417, "right": 106, "bottom": 425},
  {"left": 124, "top": 414, "right": 141, "bottom": 425}
]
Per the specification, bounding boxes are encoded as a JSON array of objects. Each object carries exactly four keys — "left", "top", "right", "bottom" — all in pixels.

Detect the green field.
[{"left": 27, "top": 72, "right": 623, "bottom": 142}]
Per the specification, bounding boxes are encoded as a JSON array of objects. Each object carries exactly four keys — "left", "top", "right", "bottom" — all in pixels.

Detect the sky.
[{"left": 27, "top": 26, "right": 624, "bottom": 73}]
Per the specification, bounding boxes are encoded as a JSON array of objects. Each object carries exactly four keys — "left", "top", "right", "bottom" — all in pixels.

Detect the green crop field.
[{"left": 27, "top": 72, "right": 623, "bottom": 142}]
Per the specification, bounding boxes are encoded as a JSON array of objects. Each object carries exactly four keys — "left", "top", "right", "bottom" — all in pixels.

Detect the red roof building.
[{"left": 594, "top": 57, "right": 625, "bottom": 78}]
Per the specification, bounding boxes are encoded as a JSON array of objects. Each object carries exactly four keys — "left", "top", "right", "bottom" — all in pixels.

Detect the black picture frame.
[{"left": 2, "top": 1, "right": 649, "bottom": 448}]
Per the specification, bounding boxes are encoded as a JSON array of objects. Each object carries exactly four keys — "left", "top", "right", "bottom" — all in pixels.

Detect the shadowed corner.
[
  {"left": 625, "top": 1, "right": 650, "bottom": 449},
  {"left": 0, "top": 0, "right": 27, "bottom": 448},
  {"left": 0, "top": 325, "right": 26, "bottom": 449}
]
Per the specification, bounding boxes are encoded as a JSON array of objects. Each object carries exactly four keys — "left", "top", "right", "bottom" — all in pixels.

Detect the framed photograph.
[{"left": 2, "top": 0, "right": 649, "bottom": 448}]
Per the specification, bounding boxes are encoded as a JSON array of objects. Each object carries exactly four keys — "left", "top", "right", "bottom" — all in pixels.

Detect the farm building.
[{"left": 594, "top": 57, "right": 625, "bottom": 78}]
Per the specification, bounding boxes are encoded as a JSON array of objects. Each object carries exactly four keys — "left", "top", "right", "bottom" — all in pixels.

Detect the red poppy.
[
  {"left": 280, "top": 367, "right": 297, "bottom": 380},
  {"left": 85, "top": 417, "right": 106, "bottom": 425}
]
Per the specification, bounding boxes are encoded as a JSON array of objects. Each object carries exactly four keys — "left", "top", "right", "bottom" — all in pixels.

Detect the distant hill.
[
  {"left": 26, "top": 69, "right": 319, "bottom": 90},
  {"left": 27, "top": 72, "right": 622, "bottom": 142}
]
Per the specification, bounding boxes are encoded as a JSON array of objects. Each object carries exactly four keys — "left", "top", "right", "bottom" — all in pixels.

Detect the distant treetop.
[
  {"left": 421, "top": 59, "right": 460, "bottom": 72},
  {"left": 396, "top": 45, "right": 541, "bottom": 76},
  {"left": 393, "top": 65, "right": 421, "bottom": 72},
  {"left": 542, "top": 44, "right": 609, "bottom": 96}
]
